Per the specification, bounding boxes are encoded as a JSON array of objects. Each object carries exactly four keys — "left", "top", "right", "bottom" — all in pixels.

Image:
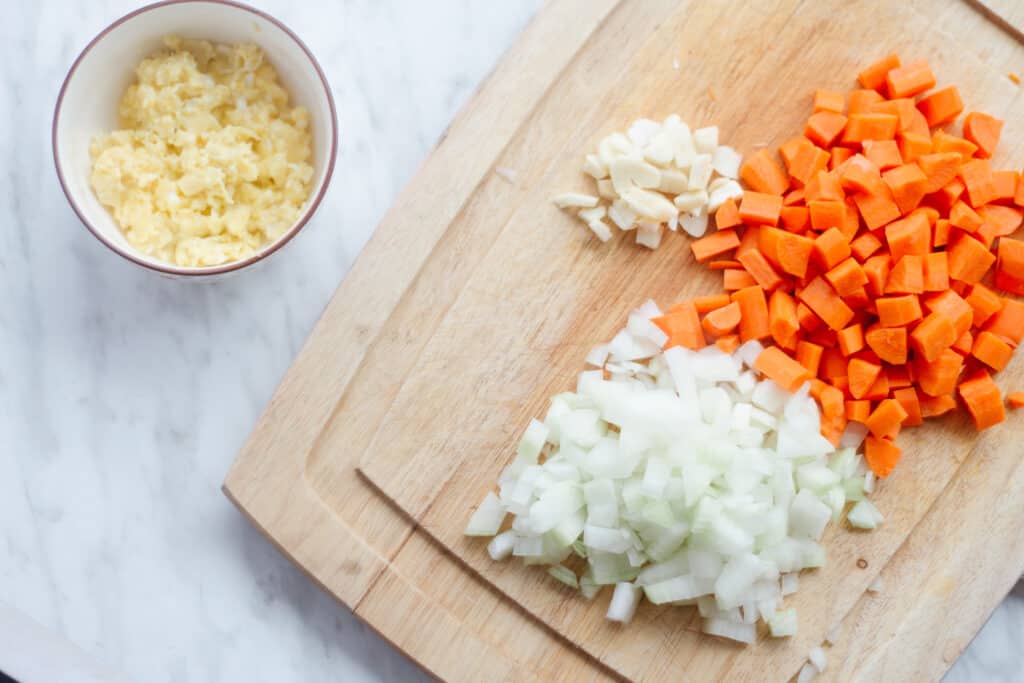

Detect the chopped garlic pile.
[
  {"left": 552, "top": 116, "right": 743, "bottom": 248},
  {"left": 90, "top": 35, "right": 314, "bottom": 267},
  {"left": 467, "top": 302, "right": 879, "bottom": 642}
]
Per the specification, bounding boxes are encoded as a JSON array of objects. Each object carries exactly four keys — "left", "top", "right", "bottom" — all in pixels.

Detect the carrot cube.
[
  {"left": 984, "top": 298, "right": 1024, "bottom": 344},
  {"left": 841, "top": 113, "right": 899, "bottom": 146},
  {"left": 877, "top": 294, "right": 922, "bottom": 327},
  {"left": 838, "top": 323, "right": 865, "bottom": 356},
  {"left": 813, "top": 89, "right": 845, "bottom": 114},
  {"left": 754, "top": 346, "right": 811, "bottom": 392},
  {"left": 963, "top": 112, "right": 1003, "bottom": 159},
  {"left": 933, "top": 219, "right": 952, "bottom": 249},
  {"left": 858, "top": 54, "right": 901, "bottom": 91},
  {"left": 966, "top": 283, "right": 1004, "bottom": 327},
  {"left": 865, "top": 436, "right": 901, "bottom": 478},
  {"left": 853, "top": 191, "right": 901, "bottom": 230},
  {"left": 923, "top": 252, "right": 949, "bottom": 292},
  {"left": 865, "top": 326, "right": 908, "bottom": 364},
  {"left": 796, "top": 340, "right": 824, "bottom": 375},
  {"left": 826, "top": 258, "right": 869, "bottom": 297},
  {"left": 723, "top": 269, "right": 757, "bottom": 290},
  {"left": 958, "top": 370, "right": 1005, "bottom": 430},
  {"left": 972, "top": 331, "right": 1014, "bottom": 371},
  {"left": 653, "top": 302, "right": 705, "bottom": 350},
  {"left": 739, "top": 191, "right": 784, "bottom": 226},
  {"left": 805, "top": 111, "right": 848, "bottom": 148},
  {"left": 885, "top": 212, "right": 930, "bottom": 261},
  {"left": 715, "top": 198, "right": 742, "bottom": 230},
  {"left": 898, "top": 133, "right": 933, "bottom": 164},
  {"left": 933, "top": 131, "right": 978, "bottom": 162},
  {"left": 733, "top": 285, "right": 771, "bottom": 342},
  {"left": 996, "top": 237, "right": 1024, "bottom": 295},
  {"left": 866, "top": 398, "right": 909, "bottom": 439},
  {"left": 798, "top": 277, "right": 855, "bottom": 330},
  {"left": 780, "top": 206, "right": 810, "bottom": 232},
  {"left": 917, "top": 349, "right": 964, "bottom": 397},
  {"left": 760, "top": 227, "right": 814, "bottom": 279},
  {"left": 808, "top": 200, "right": 846, "bottom": 233},
  {"left": 949, "top": 200, "right": 984, "bottom": 233},
  {"left": 851, "top": 231, "right": 883, "bottom": 262},
  {"left": 892, "top": 387, "right": 923, "bottom": 426},
  {"left": 885, "top": 254, "right": 925, "bottom": 294},
  {"left": 738, "top": 249, "right": 784, "bottom": 291},
  {"left": 924, "top": 290, "right": 974, "bottom": 340},
  {"left": 813, "top": 227, "right": 852, "bottom": 270},
  {"left": 691, "top": 229, "right": 741, "bottom": 262},
  {"left": 882, "top": 163, "right": 928, "bottom": 215},
  {"left": 863, "top": 140, "right": 903, "bottom": 171},
  {"left": 885, "top": 59, "right": 936, "bottom": 98},
  {"left": 740, "top": 149, "right": 789, "bottom": 196},
  {"left": 947, "top": 233, "right": 996, "bottom": 284},
  {"left": 910, "top": 312, "right": 957, "bottom": 362},
  {"left": 916, "top": 86, "right": 963, "bottom": 127}
]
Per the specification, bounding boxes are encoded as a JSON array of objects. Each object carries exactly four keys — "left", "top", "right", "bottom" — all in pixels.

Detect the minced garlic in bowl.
[{"left": 89, "top": 35, "right": 314, "bottom": 268}]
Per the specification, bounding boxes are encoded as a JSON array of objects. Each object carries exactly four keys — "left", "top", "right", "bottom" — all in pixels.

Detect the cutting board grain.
[
  {"left": 224, "top": 0, "right": 1024, "bottom": 680},
  {"left": 357, "top": 0, "right": 1024, "bottom": 679},
  {"left": 225, "top": 1, "right": 622, "bottom": 680},
  {"left": 973, "top": 0, "right": 1024, "bottom": 43}
]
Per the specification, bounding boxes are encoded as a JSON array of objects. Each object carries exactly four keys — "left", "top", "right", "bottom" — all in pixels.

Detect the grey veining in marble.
[{"left": 0, "top": 1, "right": 1019, "bottom": 681}]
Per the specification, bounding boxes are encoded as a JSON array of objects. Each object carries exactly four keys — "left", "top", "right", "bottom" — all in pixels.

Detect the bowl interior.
[{"left": 54, "top": 0, "right": 336, "bottom": 274}]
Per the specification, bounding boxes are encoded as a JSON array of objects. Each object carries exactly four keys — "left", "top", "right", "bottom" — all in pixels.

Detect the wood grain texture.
[
  {"left": 358, "top": 0, "right": 1024, "bottom": 679},
  {"left": 972, "top": 0, "right": 1024, "bottom": 44},
  {"left": 225, "top": 0, "right": 1024, "bottom": 680},
  {"left": 225, "top": 0, "right": 623, "bottom": 679}
]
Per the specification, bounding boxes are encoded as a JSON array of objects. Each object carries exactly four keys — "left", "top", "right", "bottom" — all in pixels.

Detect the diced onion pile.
[
  {"left": 552, "top": 116, "right": 744, "bottom": 247},
  {"left": 466, "top": 302, "right": 881, "bottom": 642}
]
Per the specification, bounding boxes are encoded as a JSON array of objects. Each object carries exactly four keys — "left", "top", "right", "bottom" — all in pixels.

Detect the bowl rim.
[{"left": 52, "top": 0, "right": 339, "bottom": 277}]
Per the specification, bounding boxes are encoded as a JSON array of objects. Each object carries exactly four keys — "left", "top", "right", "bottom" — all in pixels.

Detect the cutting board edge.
[
  {"left": 220, "top": 0, "right": 1024, "bottom": 680},
  {"left": 220, "top": 479, "right": 542, "bottom": 682}
]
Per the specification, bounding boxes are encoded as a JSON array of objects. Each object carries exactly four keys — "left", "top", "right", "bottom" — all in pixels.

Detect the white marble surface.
[{"left": 0, "top": 1, "right": 1020, "bottom": 681}]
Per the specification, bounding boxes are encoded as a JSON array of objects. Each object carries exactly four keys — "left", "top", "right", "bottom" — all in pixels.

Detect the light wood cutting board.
[{"left": 225, "top": 1, "right": 1024, "bottom": 680}]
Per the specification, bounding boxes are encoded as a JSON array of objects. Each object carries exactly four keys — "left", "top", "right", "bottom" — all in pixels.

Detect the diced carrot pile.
[{"left": 655, "top": 54, "right": 1024, "bottom": 479}]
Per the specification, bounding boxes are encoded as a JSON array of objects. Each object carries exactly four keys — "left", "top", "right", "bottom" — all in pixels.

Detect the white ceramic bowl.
[{"left": 53, "top": 0, "right": 337, "bottom": 278}]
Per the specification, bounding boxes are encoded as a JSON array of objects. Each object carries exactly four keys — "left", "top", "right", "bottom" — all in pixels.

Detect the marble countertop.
[{"left": 1, "top": 1, "right": 1020, "bottom": 681}]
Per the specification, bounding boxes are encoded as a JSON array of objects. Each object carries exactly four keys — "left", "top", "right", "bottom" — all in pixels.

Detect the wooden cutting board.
[
  {"left": 355, "top": 0, "right": 1024, "bottom": 679},
  {"left": 224, "top": 1, "right": 1024, "bottom": 680}
]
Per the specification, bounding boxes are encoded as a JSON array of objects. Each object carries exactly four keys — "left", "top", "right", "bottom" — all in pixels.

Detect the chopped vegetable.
[
  {"left": 958, "top": 370, "right": 1005, "bottom": 430},
  {"left": 996, "top": 238, "right": 1024, "bottom": 295},
  {"left": 808, "top": 646, "right": 828, "bottom": 673},
  {"left": 769, "top": 608, "right": 798, "bottom": 637},
  {"left": 555, "top": 116, "right": 742, "bottom": 245},
  {"left": 470, "top": 302, "right": 875, "bottom": 637},
  {"left": 465, "top": 492, "right": 506, "bottom": 536},
  {"left": 847, "top": 499, "right": 885, "bottom": 529},
  {"left": 963, "top": 112, "right": 1002, "bottom": 158}
]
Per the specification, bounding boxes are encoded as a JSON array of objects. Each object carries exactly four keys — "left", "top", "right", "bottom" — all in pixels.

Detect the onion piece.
[
  {"left": 847, "top": 499, "right": 884, "bottom": 529},
  {"left": 465, "top": 492, "right": 506, "bottom": 536},
  {"left": 769, "top": 608, "right": 798, "bottom": 637},
  {"left": 487, "top": 530, "right": 517, "bottom": 560},
  {"left": 797, "top": 662, "right": 818, "bottom": 683},
  {"left": 548, "top": 565, "right": 579, "bottom": 589},
  {"left": 466, "top": 301, "right": 876, "bottom": 638},
  {"left": 808, "top": 647, "right": 827, "bottom": 672},
  {"left": 607, "top": 582, "right": 642, "bottom": 623},
  {"left": 703, "top": 617, "right": 756, "bottom": 644}
]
